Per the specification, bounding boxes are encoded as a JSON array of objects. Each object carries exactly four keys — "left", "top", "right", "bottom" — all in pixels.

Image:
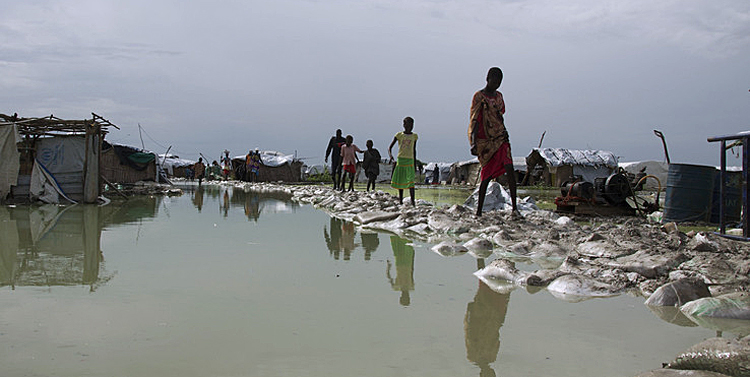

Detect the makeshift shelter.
[
  {"left": 1, "top": 113, "right": 118, "bottom": 204},
  {"left": 448, "top": 157, "right": 527, "bottom": 186},
  {"left": 354, "top": 161, "right": 394, "bottom": 183},
  {"left": 100, "top": 142, "right": 162, "bottom": 185},
  {"left": 618, "top": 161, "right": 669, "bottom": 190},
  {"left": 423, "top": 162, "right": 453, "bottom": 184},
  {"left": 524, "top": 148, "right": 618, "bottom": 187},
  {"left": 234, "top": 151, "right": 304, "bottom": 182},
  {"left": 159, "top": 154, "right": 196, "bottom": 178}
]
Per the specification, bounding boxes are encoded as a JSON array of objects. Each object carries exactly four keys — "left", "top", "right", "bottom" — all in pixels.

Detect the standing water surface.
[{"left": 1, "top": 185, "right": 717, "bottom": 376}]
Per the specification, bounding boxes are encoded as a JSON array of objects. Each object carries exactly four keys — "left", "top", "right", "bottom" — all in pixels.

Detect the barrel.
[
  {"left": 709, "top": 170, "right": 742, "bottom": 224},
  {"left": 663, "top": 164, "right": 716, "bottom": 223}
]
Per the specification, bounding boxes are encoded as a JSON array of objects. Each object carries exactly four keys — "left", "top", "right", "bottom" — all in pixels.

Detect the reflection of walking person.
[
  {"left": 464, "top": 279, "right": 510, "bottom": 377},
  {"left": 468, "top": 67, "right": 517, "bottom": 216},
  {"left": 388, "top": 117, "right": 418, "bottom": 206},
  {"left": 323, "top": 217, "right": 343, "bottom": 259},
  {"left": 386, "top": 236, "right": 415, "bottom": 306},
  {"left": 221, "top": 190, "right": 230, "bottom": 217},
  {"left": 360, "top": 232, "right": 379, "bottom": 261},
  {"left": 244, "top": 192, "right": 261, "bottom": 221},
  {"left": 192, "top": 185, "right": 204, "bottom": 212}
]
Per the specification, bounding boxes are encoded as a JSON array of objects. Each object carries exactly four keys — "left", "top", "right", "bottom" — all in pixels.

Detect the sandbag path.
[{"left": 239, "top": 182, "right": 750, "bottom": 300}]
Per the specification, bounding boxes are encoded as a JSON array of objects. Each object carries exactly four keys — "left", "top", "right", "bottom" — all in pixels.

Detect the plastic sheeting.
[
  {"left": 159, "top": 155, "right": 196, "bottom": 176},
  {"left": 423, "top": 162, "right": 453, "bottom": 183},
  {"left": 619, "top": 161, "right": 669, "bottom": 190},
  {"left": 256, "top": 151, "right": 294, "bottom": 167},
  {"left": 0, "top": 124, "right": 20, "bottom": 200},
  {"left": 463, "top": 181, "right": 538, "bottom": 213},
  {"left": 36, "top": 136, "right": 86, "bottom": 174},
  {"left": 29, "top": 160, "right": 76, "bottom": 204},
  {"left": 534, "top": 148, "right": 618, "bottom": 168}
]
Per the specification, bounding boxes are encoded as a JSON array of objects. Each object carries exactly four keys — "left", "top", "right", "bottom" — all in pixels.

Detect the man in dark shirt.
[{"left": 325, "top": 128, "right": 346, "bottom": 190}]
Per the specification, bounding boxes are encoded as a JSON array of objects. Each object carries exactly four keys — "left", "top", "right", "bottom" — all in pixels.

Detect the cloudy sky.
[{"left": 2, "top": 0, "right": 749, "bottom": 166}]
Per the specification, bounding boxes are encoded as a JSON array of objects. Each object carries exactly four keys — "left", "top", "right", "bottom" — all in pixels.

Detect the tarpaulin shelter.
[
  {"left": 1, "top": 113, "right": 118, "bottom": 204},
  {"left": 524, "top": 148, "right": 618, "bottom": 187},
  {"left": 233, "top": 150, "right": 304, "bottom": 182}
]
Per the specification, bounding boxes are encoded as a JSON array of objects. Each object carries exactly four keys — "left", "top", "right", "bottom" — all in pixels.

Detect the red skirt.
[
  {"left": 343, "top": 164, "right": 356, "bottom": 175},
  {"left": 480, "top": 142, "right": 512, "bottom": 181}
]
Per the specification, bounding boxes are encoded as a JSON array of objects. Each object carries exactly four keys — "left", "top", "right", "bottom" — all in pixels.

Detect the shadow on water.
[{"left": 0, "top": 196, "right": 161, "bottom": 291}]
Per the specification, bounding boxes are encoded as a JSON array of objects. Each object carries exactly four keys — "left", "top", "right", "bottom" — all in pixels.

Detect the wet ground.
[{"left": 0, "top": 184, "right": 730, "bottom": 376}]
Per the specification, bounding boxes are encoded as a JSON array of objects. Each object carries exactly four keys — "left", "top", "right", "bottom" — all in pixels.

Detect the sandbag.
[{"left": 681, "top": 292, "right": 750, "bottom": 320}]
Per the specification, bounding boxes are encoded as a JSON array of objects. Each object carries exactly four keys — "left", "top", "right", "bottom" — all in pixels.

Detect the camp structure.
[
  {"left": 524, "top": 148, "right": 619, "bottom": 187},
  {"left": 0, "top": 113, "right": 166, "bottom": 205},
  {"left": 101, "top": 141, "right": 164, "bottom": 186},
  {"left": 233, "top": 150, "right": 304, "bottom": 182},
  {"left": 160, "top": 154, "right": 196, "bottom": 179},
  {"left": 618, "top": 160, "right": 669, "bottom": 191},
  {"left": 353, "top": 160, "right": 395, "bottom": 183},
  {"left": 1, "top": 113, "right": 120, "bottom": 204},
  {"left": 448, "top": 157, "right": 527, "bottom": 186},
  {"left": 423, "top": 162, "right": 453, "bottom": 184}
]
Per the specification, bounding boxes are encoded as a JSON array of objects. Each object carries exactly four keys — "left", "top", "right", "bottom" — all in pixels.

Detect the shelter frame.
[{"left": 707, "top": 131, "right": 750, "bottom": 240}]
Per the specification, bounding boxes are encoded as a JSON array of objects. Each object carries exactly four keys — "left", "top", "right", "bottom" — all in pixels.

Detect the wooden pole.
[{"left": 83, "top": 120, "right": 101, "bottom": 203}]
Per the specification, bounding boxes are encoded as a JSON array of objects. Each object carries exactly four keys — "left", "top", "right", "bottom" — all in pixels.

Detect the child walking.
[
  {"left": 388, "top": 117, "right": 418, "bottom": 205},
  {"left": 363, "top": 140, "right": 381, "bottom": 191},
  {"left": 340, "top": 135, "right": 363, "bottom": 191}
]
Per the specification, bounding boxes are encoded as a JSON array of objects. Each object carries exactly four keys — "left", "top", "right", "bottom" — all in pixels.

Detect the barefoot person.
[
  {"left": 340, "top": 135, "right": 363, "bottom": 191},
  {"left": 388, "top": 117, "right": 418, "bottom": 206},
  {"left": 468, "top": 67, "right": 517, "bottom": 216},
  {"left": 325, "top": 129, "right": 346, "bottom": 190},
  {"left": 363, "top": 140, "right": 381, "bottom": 191}
]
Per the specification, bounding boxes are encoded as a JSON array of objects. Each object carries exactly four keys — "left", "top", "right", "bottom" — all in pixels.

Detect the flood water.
[{"left": 1, "top": 184, "right": 720, "bottom": 377}]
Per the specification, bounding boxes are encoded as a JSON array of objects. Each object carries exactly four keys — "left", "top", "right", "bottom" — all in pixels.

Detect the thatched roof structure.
[{"left": 0, "top": 113, "right": 118, "bottom": 137}]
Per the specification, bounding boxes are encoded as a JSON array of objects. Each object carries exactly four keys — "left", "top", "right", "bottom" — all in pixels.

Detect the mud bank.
[{"left": 236, "top": 182, "right": 750, "bottom": 304}]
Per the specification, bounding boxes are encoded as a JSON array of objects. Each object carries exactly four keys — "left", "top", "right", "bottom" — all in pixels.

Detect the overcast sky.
[{"left": 2, "top": 0, "right": 749, "bottom": 166}]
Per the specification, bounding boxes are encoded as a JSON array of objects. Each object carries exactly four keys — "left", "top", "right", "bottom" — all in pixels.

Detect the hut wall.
[
  {"left": 257, "top": 161, "right": 303, "bottom": 182},
  {"left": 549, "top": 165, "right": 573, "bottom": 187},
  {"left": 10, "top": 172, "right": 84, "bottom": 203},
  {"left": 100, "top": 148, "right": 156, "bottom": 184}
]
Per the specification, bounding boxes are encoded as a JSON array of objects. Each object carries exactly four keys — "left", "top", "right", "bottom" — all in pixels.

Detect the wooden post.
[
  {"left": 83, "top": 120, "right": 101, "bottom": 203},
  {"left": 82, "top": 204, "right": 101, "bottom": 286}
]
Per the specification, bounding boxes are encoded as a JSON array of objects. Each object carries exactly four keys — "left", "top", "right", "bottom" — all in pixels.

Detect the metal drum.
[{"left": 663, "top": 163, "right": 716, "bottom": 223}]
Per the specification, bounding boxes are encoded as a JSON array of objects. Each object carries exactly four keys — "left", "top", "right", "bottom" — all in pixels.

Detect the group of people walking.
[
  {"left": 325, "top": 116, "right": 418, "bottom": 206},
  {"left": 195, "top": 67, "right": 518, "bottom": 217},
  {"left": 191, "top": 148, "right": 262, "bottom": 186},
  {"left": 324, "top": 67, "right": 517, "bottom": 216},
  {"left": 325, "top": 130, "right": 387, "bottom": 193}
]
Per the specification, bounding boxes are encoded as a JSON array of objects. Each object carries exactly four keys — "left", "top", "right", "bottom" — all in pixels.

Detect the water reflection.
[
  {"left": 387, "top": 236, "right": 415, "bottom": 306},
  {"left": 464, "top": 259, "right": 510, "bottom": 377},
  {"left": 360, "top": 231, "right": 379, "bottom": 261},
  {"left": 193, "top": 185, "right": 205, "bottom": 212},
  {"left": 0, "top": 197, "right": 160, "bottom": 290},
  {"left": 323, "top": 217, "right": 359, "bottom": 260},
  {"left": 221, "top": 189, "right": 230, "bottom": 217},
  {"left": 182, "top": 185, "right": 296, "bottom": 219},
  {"left": 244, "top": 191, "right": 262, "bottom": 222}
]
